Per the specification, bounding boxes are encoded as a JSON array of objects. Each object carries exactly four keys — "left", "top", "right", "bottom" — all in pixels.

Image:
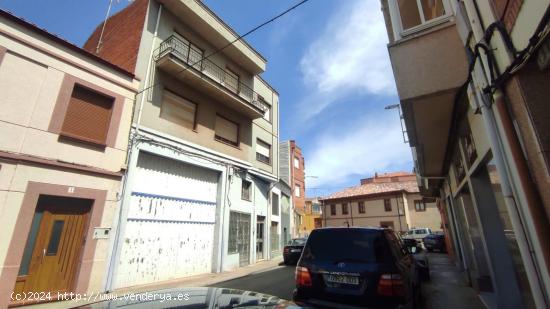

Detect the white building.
[{"left": 83, "top": 0, "right": 282, "bottom": 289}]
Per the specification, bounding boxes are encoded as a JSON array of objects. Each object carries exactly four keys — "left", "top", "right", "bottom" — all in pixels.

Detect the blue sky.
[{"left": 0, "top": 0, "right": 413, "bottom": 197}]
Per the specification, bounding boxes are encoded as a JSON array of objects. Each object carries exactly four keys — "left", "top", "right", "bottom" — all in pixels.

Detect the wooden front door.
[{"left": 14, "top": 195, "right": 91, "bottom": 295}]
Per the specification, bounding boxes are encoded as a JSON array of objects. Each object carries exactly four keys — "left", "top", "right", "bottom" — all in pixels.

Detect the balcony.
[
  {"left": 154, "top": 35, "right": 267, "bottom": 119},
  {"left": 388, "top": 24, "right": 469, "bottom": 178}
]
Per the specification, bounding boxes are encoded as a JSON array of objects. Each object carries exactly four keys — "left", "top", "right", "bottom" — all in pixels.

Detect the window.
[
  {"left": 228, "top": 212, "right": 250, "bottom": 254},
  {"left": 302, "top": 229, "right": 391, "bottom": 263},
  {"left": 294, "top": 185, "right": 301, "bottom": 197},
  {"left": 294, "top": 157, "right": 300, "bottom": 169},
  {"left": 61, "top": 85, "right": 114, "bottom": 145},
  {"left": 241, "top": 180, "right": 252, "bottom": 201},
  {"left": 330, "top": 204, "right": 336, "bottom": 216},
  {"left": 396, "top": 0, "right": 450, "bottom": 32},
  {"left": 160, "top": 90, "right": 197, "bottom": 130},
  {"left": 259, "top": 98, "right": 271, "bottom": 122},
  {"left": 415, "top": 200, "right": 426, "bottom": 212},
  {"left": 256, "top": 139, "right": 271, "bottom": 164},
  {"left": 342, "top": 203, "right": 349, "bottom": 215},
  {"left": 46, "top": 220, "right": 64, "bottom": 255},
  {"left": 272, "top": 193, "right": 279, "bottom": 215},
  {"left": 215, "top": 115, "right": 239, "bottom": 146},
  {"left": 384, "top": 199, "right": 392, "bottom": 212},
  {"left": 358, "top": 201, "right": 365, "bottom": 214},
  {"left": 224, "top": 68, "right": 240, "bottom": 94}
]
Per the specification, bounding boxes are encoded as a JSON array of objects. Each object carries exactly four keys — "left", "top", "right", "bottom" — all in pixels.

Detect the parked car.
[
  {"left": 402, "top": 228, "right": 433, "bottom": 246},
  {"left": 283, "top": 238, "right": 307, "bottom": 264},
  {"left": 293, "top": 227, "right": 421, "bottom": 309},
  {"left": 423, "top": 232, "right": 446, "bottom": 252},
  {"left": 402, "top": 237, "right": 430, "bottom": 282}
]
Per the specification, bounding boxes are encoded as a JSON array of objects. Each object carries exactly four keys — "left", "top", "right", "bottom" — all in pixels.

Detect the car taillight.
[
  {"left": 284, "top": 247, "right": 289, "bottom": 253},
  {"left": 377, "top": 274, "right": 405, "bottom": 297},
  {"left": 295, "top": 266, "right": 312, "bottom": 287}
]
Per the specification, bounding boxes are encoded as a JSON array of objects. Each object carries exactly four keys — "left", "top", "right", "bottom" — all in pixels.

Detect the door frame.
[{"left": 0, "top": 182, "right": 107, "bottom": 305}]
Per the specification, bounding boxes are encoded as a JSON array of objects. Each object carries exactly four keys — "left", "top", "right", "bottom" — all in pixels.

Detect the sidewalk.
[
  {"left": 19, "top": 257, "right": 284, "bottom": 309},
  {"left": 422, "top": 253, "right": 486, "bottom": 309}
]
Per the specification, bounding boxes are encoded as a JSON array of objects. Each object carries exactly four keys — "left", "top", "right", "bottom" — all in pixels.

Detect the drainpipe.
[
  {"left": 396, "top": 194, "right": 403, "bottom": 232},
  {"left": 135, "top": 4, "right": 163, "bottom": 133},
  {"left": 349, "top": 201, "right": 354, "bottom": 226},
  {"left": 103, "top": 3, "right": 163, "bottom": 292}
]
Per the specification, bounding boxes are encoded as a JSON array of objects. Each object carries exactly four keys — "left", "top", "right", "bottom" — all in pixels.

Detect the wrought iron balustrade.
[{"left": 155, "top": 35, "right": 267, "bottom": 113}]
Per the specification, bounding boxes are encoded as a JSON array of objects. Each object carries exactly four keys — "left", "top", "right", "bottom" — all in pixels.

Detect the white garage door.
[{"left": 115, "top": 152, "right": 219, "bottom": 288}]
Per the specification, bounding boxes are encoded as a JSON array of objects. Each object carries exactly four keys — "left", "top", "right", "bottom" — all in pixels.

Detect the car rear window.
[
  {"left": 290, "top": 239, "right": 306, "bottom": 246},
  {"left": 301, "top": 229, "right": 390, "bottom": 263}
]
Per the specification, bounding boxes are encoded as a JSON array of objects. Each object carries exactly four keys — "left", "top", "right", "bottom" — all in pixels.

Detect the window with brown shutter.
[
  {"left": 160, "top": 90, "right": 197, "bottom": 130},
  {"left": 60, "top": 85, "right": 114, "bottom": 146},
  {"left": 214, "top": 114, "right": 239, "bottom": 146}
]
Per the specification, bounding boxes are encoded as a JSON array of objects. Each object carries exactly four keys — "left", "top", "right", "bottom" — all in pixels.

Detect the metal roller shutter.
[{"left": 115, "top": 152, "right": 219, "bottom": 288}]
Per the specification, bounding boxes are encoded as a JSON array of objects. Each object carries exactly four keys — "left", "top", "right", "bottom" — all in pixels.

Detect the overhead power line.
[{"left": 136, "top": 0, "right": 311, "bottom": 97}]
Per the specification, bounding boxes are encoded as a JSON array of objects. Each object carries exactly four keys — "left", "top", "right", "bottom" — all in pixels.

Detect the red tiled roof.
[{"left": 322, "top": 180, "right": 420, "bottom": 201}]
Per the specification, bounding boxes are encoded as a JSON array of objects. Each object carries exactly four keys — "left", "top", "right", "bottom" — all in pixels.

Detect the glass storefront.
[{"left": 485, "top": 159, "right": 535, "bottom": 308}]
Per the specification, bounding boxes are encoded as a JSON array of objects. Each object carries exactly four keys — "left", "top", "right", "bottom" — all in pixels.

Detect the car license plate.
[
  {"left": 291, "top": 249, "right": 301, "bottom": 253},
  {"left": 325, "top": 274, "right": 359, "bottom": 285}
]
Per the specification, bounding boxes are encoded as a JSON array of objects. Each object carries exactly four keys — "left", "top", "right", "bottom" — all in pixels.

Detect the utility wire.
[{"left": 136, "top": 0, "right": 311, "bottom": 97}]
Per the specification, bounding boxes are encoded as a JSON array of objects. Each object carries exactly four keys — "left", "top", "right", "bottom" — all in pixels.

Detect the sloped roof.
[
  {"left": 323, "top": 180, "right": 420, "bottom": 201},
  {"left": 0, "top": 9, "right": 135, "bottom": 77}
]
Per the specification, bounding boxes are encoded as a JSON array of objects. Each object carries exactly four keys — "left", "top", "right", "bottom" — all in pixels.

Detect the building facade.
[
  {"left": 83, "top": 0, "right": 281, "bottom": 290},
  {"left": 321, "top": 173, "right": 441, "bottom": 233},
  {"left": 0, "top": 10, "right": 139, "bottom": 306},
  {"left": 380, "top": 0, "right": 550, "bottom": 307},
  {"left": 300, "top": 198, "right": 322, "bottom": 237},
  {"left": 279, "top": 140, "right": 305, "bottom": 237}
]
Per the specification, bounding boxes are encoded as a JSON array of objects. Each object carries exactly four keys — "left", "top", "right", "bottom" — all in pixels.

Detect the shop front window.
[{"left": 486, "top": 160, "right": 535, "bottom": 308}]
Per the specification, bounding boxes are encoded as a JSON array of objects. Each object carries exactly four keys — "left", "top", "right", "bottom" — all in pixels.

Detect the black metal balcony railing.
[{"left": 155, "top": 35, "right": 267, "bottom": 113}]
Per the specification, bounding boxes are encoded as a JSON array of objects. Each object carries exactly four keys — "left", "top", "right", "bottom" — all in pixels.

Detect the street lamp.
[{"left": 384, "top": 103, "right": 408, "bottom": 143}]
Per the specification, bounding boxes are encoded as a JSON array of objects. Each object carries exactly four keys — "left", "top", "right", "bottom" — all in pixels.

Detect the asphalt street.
[{"left": 209, "top": 263, "right": 297, "bottom": 300}]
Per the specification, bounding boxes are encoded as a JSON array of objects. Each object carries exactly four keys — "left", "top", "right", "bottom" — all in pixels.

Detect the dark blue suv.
[{"left": 293, "top": 227, "right": 420, "bottom": 309}]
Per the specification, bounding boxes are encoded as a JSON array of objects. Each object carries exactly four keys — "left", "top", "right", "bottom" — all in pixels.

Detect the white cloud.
[
  {"left": 299, "top": 0, "right": 397, "bottom": 118},
  {"left": 306, "top": 113, "right": 412, "bottom": 193}
]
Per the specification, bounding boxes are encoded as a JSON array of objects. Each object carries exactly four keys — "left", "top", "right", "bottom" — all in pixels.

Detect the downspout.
[
  {"left": 349, "top": 201, "right": 354, "bottom": 226},
  {"left": 396, "top": 194, "right": 403, "bottom": 232},
  {"left": 219, "top": 165, "right": 231, "bottom": 272},
  {"left": 135, "top": 4, "right": 163, "bottom": 133},
  {"left": 103, "top": 3, "right": 163, "bottom": 292}
]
